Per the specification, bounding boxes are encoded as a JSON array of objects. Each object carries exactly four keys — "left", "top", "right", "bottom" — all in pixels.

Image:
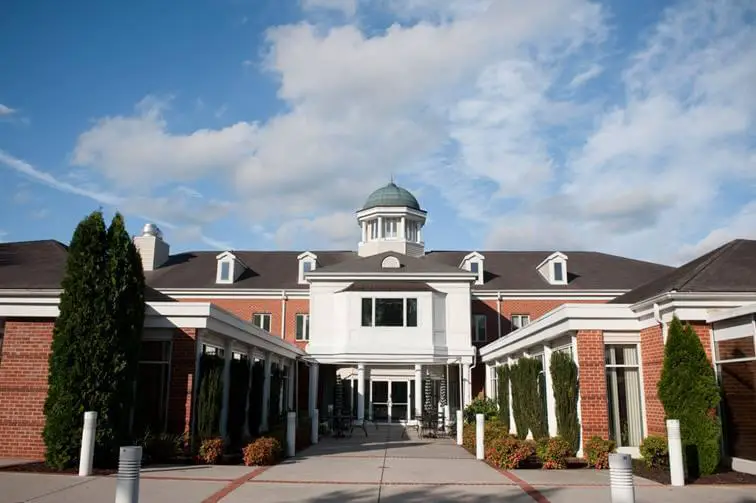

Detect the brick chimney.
[{"left": 133, "top": 223, "right": 170, "bottom": 271}]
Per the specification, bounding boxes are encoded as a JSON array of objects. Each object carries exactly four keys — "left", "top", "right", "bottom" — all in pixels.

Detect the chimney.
[{"left": 133, "top": 223, "right": 170, "bottom": 271}]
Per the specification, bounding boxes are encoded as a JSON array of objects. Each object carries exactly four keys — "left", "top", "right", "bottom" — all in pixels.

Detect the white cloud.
[
  {"left": 568, "top": 63, "right": 603, "bottom": 88},
  {"left": 272, "top": 211, "right": 358, "bottom": 249},
  {"left": 0, "top": 104, "right": 16, "bottom": 116}
]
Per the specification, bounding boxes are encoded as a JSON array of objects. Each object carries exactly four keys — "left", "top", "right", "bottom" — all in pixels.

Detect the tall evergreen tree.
[
  {"left": 43, "top": 211, "right": 110, "bottom": 469},
  {"left": 658, "top": 316, "right": 722, "bottom": 476},
  {"left": 550, "top": 351, "right": 580, "bottom": 455},
  {"left": 106, "top": 213, "right": 145, "bottom": 446}
]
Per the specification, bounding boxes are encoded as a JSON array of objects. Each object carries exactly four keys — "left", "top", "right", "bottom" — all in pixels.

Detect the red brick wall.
[
  {"left": 181, "top": 298, "right": 309, "bottom": 350},
  {"left": 576, "top": 330, "right": 610, "bottom": 444},
  {"left": 0, "top": 320, "right": 55, "bottom": 459},
  {"left": 167, "top": 328, "right": 197, "bottom": 435},
  {"left": 470, "top": 298, "right": 607, "bottom": 398},
  {"left": 640, "top": 324, "right": 665, "bottom": 436}
]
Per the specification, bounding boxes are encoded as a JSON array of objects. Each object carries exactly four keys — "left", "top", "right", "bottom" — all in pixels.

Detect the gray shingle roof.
[
  {"left": 0, "top": 240, "right": 68, "bottom": 289},
  {"left": 610, "top": 239, "right": 756, "bottom": 304},
  {"left": 309, "top": 251, "right": 471, "bottom": 276}
]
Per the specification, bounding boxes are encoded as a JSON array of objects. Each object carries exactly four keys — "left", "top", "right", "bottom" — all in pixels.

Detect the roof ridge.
[{"left": 675, "top": 240, "right": 740, "bottom": 291}]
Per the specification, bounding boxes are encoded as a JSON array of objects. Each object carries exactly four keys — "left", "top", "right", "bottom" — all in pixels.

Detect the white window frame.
[
  {"left": 295, "top": 313, "right": 310, "bottom": 341},
  {"left": 383, "top": 217, "right": 400, "bottom": 239},
  {"left": 511, "top": 314, "right": 530, "bottom": 329},
  {"left": 551, "top": 260, "right": 567, "bottom": 284},
  {"left": 253, "top": 313, "right": 272, "bottom": 332},
  {"left": 605, "top": 343, "right": 645, "bottom": 448},
  {"left": 215, "top": 251, "right": 240, "bottom": 284},
  {"left": 472, "top": 314, "right": 487, "bottom": 343}
]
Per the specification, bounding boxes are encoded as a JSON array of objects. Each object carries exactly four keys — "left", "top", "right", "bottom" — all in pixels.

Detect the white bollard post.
[
  {"left": 115, "top": 446, "right": 142, "bottom": 503},
  {"left": 79, "top": 411, "right": 97, "bottom": 476},
  {"left": 666, "top": 419, "right": 685, "bottom": 487},
  {"left": 475, "top": 413, "right": 484, "bottom": 460},
  {"left": 608, "top": 453, "right": 635, "bottom": 503},
  {"left": 456, "top": 410, "right": 463, "bottom": 446},
  {"left": 311, "top": 409, "right": 319, "bottom": 445},
  {"left": 287, "top": 412, "right": 296, "bottom": 457}
]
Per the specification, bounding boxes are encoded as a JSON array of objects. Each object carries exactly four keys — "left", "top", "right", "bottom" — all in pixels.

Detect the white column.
[
  {"left": 462, "top": 363, "right": 472, "bottom": 407},
  {"left": 287, "top": 361, "right": 295, "bottom": 412},
  {"left": 357, "top": 363, "right": 366, "bottom": 423},
  {"left": 475, "top": 413, "right": 485, "bottom": 460},
  {"left": 261, "top": 353, "right": 272, "bottom": 432},
  {"left": 308, "top": 363, "right": 319, "bottom": 417},
  {"left": 220, "top": 340, "right": 232, "bottom": 439},
  {"left": 543, "top": 344, "right": 557, "bottom": 437},
  {"left": 78, "top": 411, "right": 97, "bottom": 476},
  {"left": 414, "top": 364, "right": 422, "bottom": 417},
  {"left": 400, "top": 216, "right": 406, "bottom": 239},
  {"left": 484, "top": 364, "right": 493, "bottom": 399},
  {"left": 667, "top": 419, "right": 685, "bottom": 487},
  {"left": 377, "top": 216, "right": 383, "bottom": 238},
  {"left": 361, "top": 221, "right": 367, "bottom": 242},
  {"left": 507, "top": 357, "right": 516, "bottom": 435}
]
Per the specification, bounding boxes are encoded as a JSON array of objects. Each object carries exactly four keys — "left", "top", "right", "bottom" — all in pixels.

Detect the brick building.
[
  {"left": 2, "top": 181, "right": 750, "bottom": 472},
  {"left": 481, "top": 239, "right": 756, "bottom": 475}
]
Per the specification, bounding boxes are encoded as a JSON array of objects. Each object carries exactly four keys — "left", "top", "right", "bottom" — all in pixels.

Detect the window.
[
  {"left": 553, "top": 262, "right": 564, "bottom": 282},
  {"left": 472, "top": 314, "right": 487, "bottom": 343},
  {"left": 605, "top": 345, "right": 644, "bottom": 447},
  {"left": 134, "top": 340, "right": 171, "bottom": 433},
  {"left": 370, "top": 220, "right": 379, "bottom": 240},
  {"left": 302, "top": 261, "right": 312, "bottom": 273},
  {"left": 470, "top": 262, "right": 479, "bottom": 274},
  {"left": 406, "top": 221, "right": 419, "bottom": 242},
  {"left": 511, "top": 314, "right": 530, "bottom": 329},
  {"left": 361, "top": 298, "right": 418, "bottom": 327},
  {"left": 219, "top": 261, "right": 230, "bottom": 281},
  {"left": 383, "top": 218, "right": 399, "bottom": 239},
  {"left": 253, "top": 313, "right": 272, "bottom": 332},
  {"left": 295, "top": 314, "right": 310, "bottom": 341}
]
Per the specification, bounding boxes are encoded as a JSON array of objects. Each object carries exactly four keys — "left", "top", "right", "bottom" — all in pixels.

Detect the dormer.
[
  {"left": 298, "top": 251, "right": 318, "bottom": 284},
  {"left": 216, "top": 251, "right": 245, "bottom": 284},
  {"left": 537, "top": 252, "right": 568, "bottom": 285},
  {"left": 460, "top": 252, "right": 485, "bottom": 285}
]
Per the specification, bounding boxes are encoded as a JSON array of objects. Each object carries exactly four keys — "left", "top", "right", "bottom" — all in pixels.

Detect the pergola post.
[
  {"left": 308, "top": 362, "right": 319, "bottom": 417},
  {"left": 414, "top": 364, "right": 422, "bottom": 419},
  {"left": 287, "top": 360, "right": 295, "bottom": 411},
  {"left": 189, "top": 331, "right": 203, "bottom": 447},
  {"left": 544, "top": 344, "right": 558, "bottom": 437},
  {"left": 261, "top": 352, "right": 272, "bottom": 432},
  {"left": 242, "top": 345, "right": 254, "bottom": 438},
  {"left": 357, "top": 363, "right": 365, "bottom": 424}
]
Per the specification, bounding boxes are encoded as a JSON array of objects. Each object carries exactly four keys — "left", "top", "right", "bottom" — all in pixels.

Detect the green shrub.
[
  {"left": 243, "top": 437, "right": 282, "bottom": 466},
  {"left": 198, "top": 437, "right": 224, "bottom": 464},
  {"left": 537, "top": 436, "right": 572, "bottom": 469},
  {"left": 658, "top": 316, "right": 722, "bottom": 476},
  {"left": 486, "top": 436, "right": 535, "bottom": 469},
  {"left": 464, "top": 397, "right": 499, "bottom": 424},
  {"left": 496, "top": 366, "right": 510, "bottom": 429},
  {"left": 584, "top": 436, "right": 615, "bottom": 469},
  {"left": 197, "top": 355, "right": 224, "bottom": 438},
  {"left": 550, "top": 351, "right": 580, "bottom": 455},
  {"left": 640, "top": 435, "right": 669, "bottom": 469},
  {"left": 142, "top": 432, "right": 183, "bottom": 463},
  {"left": 510, "top": 357, "right": 547, "bottom": 440},
  {"left": 42, "top": 211, "right": 145, "bottom": 470}
]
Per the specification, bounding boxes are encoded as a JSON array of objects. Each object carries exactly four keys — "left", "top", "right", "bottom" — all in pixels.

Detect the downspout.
[
  {"left": 653, "top": 302, "right": 664, "bottom": 344},
  {"left": 497, "top": 291, "right": 502, "bottom": 339},
  {"left": 280, "top": 290, "right": 287, "bottom": 339}
]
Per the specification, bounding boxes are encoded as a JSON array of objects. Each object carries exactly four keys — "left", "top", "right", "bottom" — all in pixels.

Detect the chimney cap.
[{"left": 142, "top": 223, "right": 162, "bottom": 239}]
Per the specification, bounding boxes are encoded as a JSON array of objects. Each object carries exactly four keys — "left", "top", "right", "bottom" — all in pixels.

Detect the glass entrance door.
[
  {"left": 390, "top": 381, "right": 409, "bottom": 423},
  {"left": 372, "top": 381, "right": 389, "bottom": 422}
]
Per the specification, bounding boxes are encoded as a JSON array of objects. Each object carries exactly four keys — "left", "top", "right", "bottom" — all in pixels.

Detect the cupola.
[{"left": 357, "top": 181, "right": 427, "bottom": 258}]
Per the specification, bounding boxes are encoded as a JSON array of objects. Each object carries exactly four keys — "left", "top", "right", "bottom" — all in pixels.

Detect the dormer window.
[
  {"left": 216, "top": 251, "right": 244, "bottom": 285},
  {"left": 460, "top": 252, "right": 485, "bottom": 285},
  {"left": 537, "top": 252, "right": 568, "bottom": 285},
  {"left": 297, "top": 251, "right": 318, "bottom": 285}
]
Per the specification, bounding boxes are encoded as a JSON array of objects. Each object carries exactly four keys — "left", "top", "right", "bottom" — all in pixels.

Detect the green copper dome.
[{"left": 362, "top": 182, "right": 421, "bottom": 211}]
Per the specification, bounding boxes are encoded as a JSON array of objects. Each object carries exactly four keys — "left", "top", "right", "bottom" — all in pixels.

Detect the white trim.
[
  {"left": 356, "top": 206, "right": 427, "bottom": 219},
  {"left": 472, "top": 290, "right": 627, "bottom": 300},
  {"left": 306, "top": 351, "right": 475, "bottom": 364},
  {"left": 155, "top": 288, "right": 310, "bottom": 299},
  {"left": 535, "top": 252, "right": 568, "bottom": 271},
  {"left": 304, "top": 271, "right": 477, "bottom": 281},
  {"left": 480, "top": 304, "right": 637, "bottom": 362},
  {"left": 603, "top": 332, "right": 641, "bottom": 344},
  {"left": 707, "top": 303, "right": 756, "bottom": 323}
]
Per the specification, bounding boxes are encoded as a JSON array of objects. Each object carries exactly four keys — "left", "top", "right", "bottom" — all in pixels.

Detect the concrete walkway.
[{"left": 1, "top": 425, "right": 755, "bottom": 502}]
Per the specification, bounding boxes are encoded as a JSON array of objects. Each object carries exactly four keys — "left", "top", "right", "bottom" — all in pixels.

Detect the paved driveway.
[{"left": 2, "top": 425, "right": 755, "bottom": 502}]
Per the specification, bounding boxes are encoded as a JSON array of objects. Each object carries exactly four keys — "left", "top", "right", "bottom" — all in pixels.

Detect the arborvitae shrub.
[
  {"left": 197, "top": 354, "right": 224, "bottom": 439},
  {"left": 510, "top": 357, "right": 547, "bottom": 440},
  {"left": 550, "top": 351, "right": 580, "bottom": 455},
  {"left": 496, "top": 366, "right": 510, "bottom": 430},
  {"left": 658, "top": 316, "right": 722, "bottom": 476}
]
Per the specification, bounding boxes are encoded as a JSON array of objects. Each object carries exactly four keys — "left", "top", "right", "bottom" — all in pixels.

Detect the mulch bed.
[
  {"left": 518, "top": 455, "right": 589, "bottom": 469},
  {"left": 0, "top": 462, "right": 118, "bottom": 476},
  {"left": 631, "top": 459, "right": 756, "bottom": 485}
]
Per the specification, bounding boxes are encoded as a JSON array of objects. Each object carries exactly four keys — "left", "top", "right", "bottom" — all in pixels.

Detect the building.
[
  {"left": 481, "top": 239, "right": 756, "bottom": 474},
  {"left": 2, "top": 180, "right": 750, "bottom": 470}
]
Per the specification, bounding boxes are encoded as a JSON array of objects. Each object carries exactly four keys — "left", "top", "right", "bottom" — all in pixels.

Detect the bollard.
[
  {"left": 78, "top": 411, "right": 97, "bottom": 477},
  {"left": 475, "top": 413, "right": 484, "bottom": 460},
  {"left": 608, "top": 453, "right": 635, "bottom": 503},
  {"left": 456, "top": 409, "right": 463, "bottom": 446},
  {"left": 287, "top": 412, "right": 296, "bottom": 458},
  {"left": 115, "top": 446, "right": 142, "bottom": 503},
  {"left": 666, "top": 419, "right": 685, "bottom": 487},
  {"left": 311, "top": 409, "right": 319, "bottom": 445}
]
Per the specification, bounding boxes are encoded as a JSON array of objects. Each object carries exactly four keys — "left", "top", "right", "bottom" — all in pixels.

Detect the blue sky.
[{"left": 1, "top": 0, "right": 754, "bottom": 265}]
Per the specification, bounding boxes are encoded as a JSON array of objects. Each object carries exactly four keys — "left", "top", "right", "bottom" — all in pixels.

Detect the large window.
[
  {"left": 361, "top": 297, "right": 418, "bottom": 327},
  {"left": 406, "top": 221, "right": 420, "bottom": 242},
  {"left": 472, "top": 314, "right": 487, "bottom": 343},
  {"left": 605, "top": 345, "right": 644, "bottom": 447},
  {"left": 133, "top": 340, "right": 171, "bottom": 434},
  {"left": 716, "top": 334, "right": 756, "bottom": 461},
  {"left": 296, "top": 314, "right": 310, "bottom": 341},
  {"left": 253, "top": 313, "right": 272, "bottom": 332}
]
